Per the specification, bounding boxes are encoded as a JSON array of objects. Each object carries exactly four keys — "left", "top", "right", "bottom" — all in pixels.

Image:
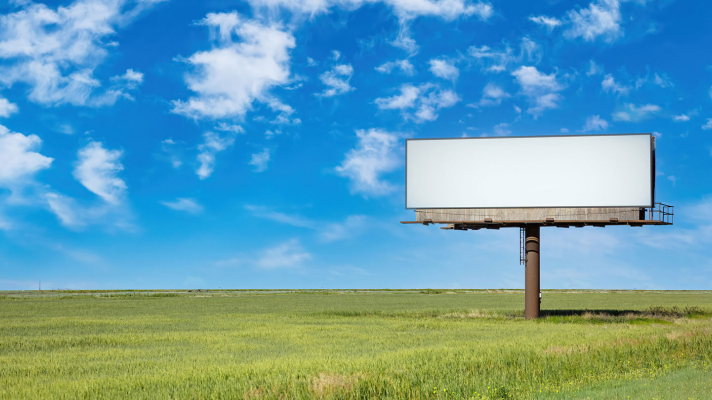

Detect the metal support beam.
[{"left": 525, "top": 225, "right": 541, "bottom": 319}]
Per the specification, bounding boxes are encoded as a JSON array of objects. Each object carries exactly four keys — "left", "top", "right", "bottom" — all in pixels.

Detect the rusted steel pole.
[{"left": 525, "top": 225, "right": 541, "bottom": 319}]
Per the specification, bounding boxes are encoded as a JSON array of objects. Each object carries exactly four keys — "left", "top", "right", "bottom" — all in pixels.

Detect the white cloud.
[
  {"left": 0, "top": 0, "right": 159, "bottom": 107},
  {"left": 171, "top": 12, "right": 295, "bottom": 120},
  {"left": 375, "top": 84, "right": 420, "bottom": 110},
  {"left": 511, "top": 66, "right": 564, "bottom": 116},
  {"left": 611, "top": 103, "right": 661, "bottom": 122},
  {"left": 44, "top": 192, "right": 85, "bottom": 227},
  {"left": 702, "top": 119, "right": 712, "bottom": 130},
  {"left": 249, "top": 148, "right": 270, "bottom": 172},
  {"left": 265, "top": 129, "right": 283, "bottom": 139},
  {"left": 519, "top": 36, "right": 542, "bottom": 64},
  {"left": 318, "top": 63, "right": 354, "bottom": 97},
  {"left": 45, "top": 140, "right": 132, "bottom": 230},
  {"left": 586, "top": 60, "right": 602, "bottom": 76},
  {"left": 0, "top": 124, "right": 53, "bottom": 186},
  {"left": 214, "top": 122, "right": 245, "bottom": 134},
  {"left": 89, "top": 68, "right": 146, "bottom": 106},
  {"left": 375, "top": 59, "right": 414, "bottom": 75},
  {"left": 0, "top": 98, "right": 18, "bottom": 117},
  {"left": 601, "top": 74, "right": 630, "bottom": 96},
  {"left": 196, "top": 131, "right": 235, "bottom": 179},
  {"left": 673, "top": 114, "right": 690, "bottom": 122},
  {"left": 468, "top": 38, "right": 541, "bottom": 74},
  {"left": 335, "top": 128, "right": 401, "bottom": 197},
  {"left": 428, "top": 58, "right": 458, "bottom": 80},
  {"left": 474, "top": 82, "right": 510, "bottom": 107},
  {"left": 57, "top": 124, "right": 74, "bottom": 135},
  {"left": 653, "top": 73, "right": 673, "bottom": 88},
  {"left": 580, "top": 115, "right": 609, "bottom": 132},
  {"left": 245, "top": 0, "right": 492, "bottom": 22},
  {"left": 306, "top": 57, "right": 317, "bottom": 66},
  {"left": 375, "top": 83, "right": 459, "bottom": 123},
  {"left": 73, "top": 141, "right": 126, "bottom": 205},
  {"left": 468, "top": 44, "right": 515, "bottom": 73},
  {"left": 256, "top": 238, "right": 311, "bottom": 269},
  {"left": 529, "top": 15, "right": 562, "bottom": 30},
  {"left": 391, "top": 24, "right": 420, "bottom": 55},
  {"left": 564, "top": 0, "right": 622, "bottom": 43},
  {"left": 0, "top": 132, "right": 131, "bottom": 230},
  {"left": 492, "top": 122, "right": 511, "bottom": 136},
  {"left": 160, "top": 198, "right": 203, "bottom": 214},
  {"left": 110, "top": 68, "right": 143, "bottom": 88}
]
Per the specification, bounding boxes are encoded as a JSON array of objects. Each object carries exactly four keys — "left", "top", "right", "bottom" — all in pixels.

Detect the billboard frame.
[{"left": 405, "top": 133, "right": 655, "bottom": 210}]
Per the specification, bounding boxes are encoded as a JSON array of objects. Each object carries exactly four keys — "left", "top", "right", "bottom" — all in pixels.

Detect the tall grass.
[{"left": 0, "top": 290, "right": 710, "bottom": 399}]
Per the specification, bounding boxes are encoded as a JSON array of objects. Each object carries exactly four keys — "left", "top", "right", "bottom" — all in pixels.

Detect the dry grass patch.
[{"left": 309, "top": 372, "right": 364, "bottom": 398}]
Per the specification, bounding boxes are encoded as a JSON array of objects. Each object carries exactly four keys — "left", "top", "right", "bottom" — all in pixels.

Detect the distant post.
[{"left": 524, "top": 226, "right": 540, "bottom": 319}]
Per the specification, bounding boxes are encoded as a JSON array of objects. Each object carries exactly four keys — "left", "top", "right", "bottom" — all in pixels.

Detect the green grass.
[
  {"left": 0, "top": 290, "right": 711, "bottom": 399},
  {"left": 558, "top": 366, "right": 712, "bottom": 399}
]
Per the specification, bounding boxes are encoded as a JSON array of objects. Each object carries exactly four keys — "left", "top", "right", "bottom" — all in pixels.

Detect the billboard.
[{"left": 406, "top": 134, "right": 654, "bottom": 209}]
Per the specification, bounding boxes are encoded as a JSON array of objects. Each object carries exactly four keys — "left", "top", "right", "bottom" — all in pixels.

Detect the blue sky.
[{"left": 1, "top": 0, "right": 711, "bottom": 290}]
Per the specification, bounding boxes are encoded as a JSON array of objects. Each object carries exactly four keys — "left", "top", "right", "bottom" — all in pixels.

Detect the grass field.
[{"left": 1, "top": 289, "right": 711, "bottom": 399}]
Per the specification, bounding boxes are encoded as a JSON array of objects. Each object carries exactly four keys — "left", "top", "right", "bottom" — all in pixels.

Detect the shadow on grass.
[
  {"left": 542, "top": 309, "right": 646, "bottom": 317},
  {"left": 542, "top": 306, "right": 709, "bottom": 318},
  {"left": 535, "top": 306, "right": 711, "bottom": 324}
]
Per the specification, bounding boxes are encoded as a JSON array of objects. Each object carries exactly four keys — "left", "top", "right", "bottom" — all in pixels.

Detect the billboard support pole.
[{"left": 524, "top": 225, "right": 541, "bottom": 319}]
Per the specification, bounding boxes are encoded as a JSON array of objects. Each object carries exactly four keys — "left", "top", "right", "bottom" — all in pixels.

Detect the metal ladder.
[{"left": 519, "top": 227, "right": 526, "bottom": 265}]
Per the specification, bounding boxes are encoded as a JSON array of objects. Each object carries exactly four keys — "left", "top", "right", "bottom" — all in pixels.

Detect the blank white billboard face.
[{"left": 406, "top": 134, "right": 653, "bottom": 209}]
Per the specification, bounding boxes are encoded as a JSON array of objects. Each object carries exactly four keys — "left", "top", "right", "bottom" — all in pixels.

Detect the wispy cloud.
[
  {"left": 319, "top": 215, "right": 368, "bottom": 242},
  {"left": 529, "top": 15, "right": 562, "bottom": 30},
  {"left": 563, "top": 0, "right": 623, "bottom": 43},
  {"left": 245, "top": 205, "right": 375, "bottom": 243},
  {"left": 256, "top": 238, "right": 312, "bottom": 269},
  {"left": 160, "top": 198, "right": 203, "bottom": 214},
  {"left": 375, "top": 83, "right": 459, "bottom": 123},
  {"left": 612, "top": 103, "right": 661, "bottom": 122},
  {"left": 601, "top": 74, "right": 630, "bottom": 96},
  {"left": 248, "top": 148, "right": 270, "bottom": 172},
  {"left": 318, "top": 63, "right": 354, "bottom": 97},
  {"left": 579, "top": 115, "right": 609, "bottom": 132},
  {"left": 375, "top": 59, "right": 415, "bottom": 75},
  {"left": 244, "top": 205, "right": 317, "bottom": 229},
  {"left": 470, "top": 83, "right": 510, "bottom": 107},
  {"left": 196, "top": 131, "right": 235, "bottom": 180}
]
